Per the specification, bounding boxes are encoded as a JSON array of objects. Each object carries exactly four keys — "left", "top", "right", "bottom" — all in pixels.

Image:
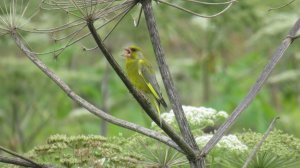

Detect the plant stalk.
[{"left": 141, "top": 0, "right": 198, "bottom": 150}]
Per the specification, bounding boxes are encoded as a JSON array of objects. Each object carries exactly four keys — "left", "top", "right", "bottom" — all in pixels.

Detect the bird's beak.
[{"left": 123, "top": 48, "right": 131, "bottom": 58}]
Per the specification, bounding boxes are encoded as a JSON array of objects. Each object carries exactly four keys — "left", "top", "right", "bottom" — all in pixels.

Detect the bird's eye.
[{"left": 131, "top": 48, "right": 136, "bottom": 52}]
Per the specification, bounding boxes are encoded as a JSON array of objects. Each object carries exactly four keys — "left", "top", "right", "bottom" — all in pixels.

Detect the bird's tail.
[
  {"left": 157, "top": 97, "right": 168, "bottom": 109},
  {"left": 151, "top": 97, "right": 162, "bottom": 126},
  {"left": 158, "top": 97, "right": 168, "bottom": 109},
  {"left": 151, "top": 96, "right": 168, "bottom": 126}
]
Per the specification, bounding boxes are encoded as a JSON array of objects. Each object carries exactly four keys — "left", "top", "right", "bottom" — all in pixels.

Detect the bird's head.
[{"left": 124, "top": 45, "right": 142, "bottom": 59}]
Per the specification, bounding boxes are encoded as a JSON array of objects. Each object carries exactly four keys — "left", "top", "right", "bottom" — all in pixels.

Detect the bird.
[{"left": 123, "top": 45, "right": 167, "bottom": 118}]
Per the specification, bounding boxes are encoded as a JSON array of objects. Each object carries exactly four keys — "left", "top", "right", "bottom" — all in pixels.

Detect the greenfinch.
[{"left": 124, "top": 45, "right": 167, "bottom": 116}]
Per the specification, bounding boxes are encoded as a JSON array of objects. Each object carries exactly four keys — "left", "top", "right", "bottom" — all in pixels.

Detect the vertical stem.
[
  {"left": 211, "top": 155, "right": 214, "bottom": 168},
  {"left": 189, "top": 158, "right": 206, "bottom": 168},
  {"left": 202, "top": 56, "right": 210, "bottom": 102},
  {"left": 141, "top": 1, "right": 205, "bottom": 166},
  {"left": 268, "top": 83, "right": 281, "bottom": 112},
  {"left": 141, "top": 0, "right": 199, "bottom": 151},
  {"left": 100, "top": 64, "right": 110, "bottom": 136}
]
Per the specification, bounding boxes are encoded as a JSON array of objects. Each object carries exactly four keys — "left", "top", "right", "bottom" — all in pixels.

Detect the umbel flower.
[
  {"left": 0, "top": 0, "right": 40, "bottom": 36},
  {"left": 41, "top": 0, "right": 237, "bottom": 23},
  {"left": 196, "top": 134, "right": 248, "bottom": 154},
  {"left": 37, "top": 0, "right": 139, "bottom": 56},
  {"left": 152, "top": 105, "right": 228, "bottom": 133},
  {"left": 0, "top": 0, "right": 237, "bottom": 57},
  {"left": 30, "top": 0, "right": 235, "bottom": 56}
]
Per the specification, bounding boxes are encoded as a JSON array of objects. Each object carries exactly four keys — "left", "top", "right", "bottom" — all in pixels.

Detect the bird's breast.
[{"left": 125, "top": 60, "right": 149, "bottom": 92}]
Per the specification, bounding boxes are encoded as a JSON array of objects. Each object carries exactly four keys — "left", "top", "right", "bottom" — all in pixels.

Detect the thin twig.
[
  {"left": 10, "top": 30, "right": 182, "bottom": 153},
  {"left": 141, "top": 0, "right": 200, "bottom": 157},
  {"left": 34, "top": 2, "right": 134, "bottom": 56},
  {"left": 157, "top": 0, "right": 235, "bottom": 18},
  {"left": 133, "top": 6, "right": 143, "bottom": 27},
  {"left": 268, "top": 0, "right": 295, "bottom": 12},
  {"left": 180, "top": 0, "right": 235, "bottom": 5},
  {"left": 241, "top": 117, "right": 280, "bottom": 168},
  {"left": 200, "top": 17, "right": 300, "bottom": 156},
  {"left": 87, "top": 21, "right": 196, "bottom": 158}
]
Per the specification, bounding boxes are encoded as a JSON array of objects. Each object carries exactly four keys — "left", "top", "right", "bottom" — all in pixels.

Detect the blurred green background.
[{"left": 0, "top": 0, "right": 300, "bottom": 153}]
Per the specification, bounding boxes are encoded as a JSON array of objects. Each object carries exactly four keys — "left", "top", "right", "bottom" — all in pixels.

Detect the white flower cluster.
[
  {"left": 152, "top": 105, "right": 228, "bottom": 129},
  {"left": 196, "top": 134, "right": 248, "bottom": 153}
]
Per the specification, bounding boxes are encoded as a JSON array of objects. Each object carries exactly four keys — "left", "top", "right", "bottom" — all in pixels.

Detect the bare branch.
[
  {"left": 200, "top": 17, "right": 300, "bottom": 156},
  {"left": 0, "top": 156, "right": 55, "bottom": 168},
  {"left": 0, "top": 146, "right": 51, "bottom": 168},
  {"left": 9, "top": 30, "right": 182, "bottom": 153},
  {"left": 242, "top": 117, "right": 280, "bottom": 168},
  {"left": 141, "top": 0, "right": 199, "bottom": 154},
  {"left": 0, "top": 156, "right": 37, "bottom": 167},
  {"left": 87, "top": 21, "right": 196, "bottom": 157},
  {"left": 157, "top": 0, "right": 236, "bottom": 18}
]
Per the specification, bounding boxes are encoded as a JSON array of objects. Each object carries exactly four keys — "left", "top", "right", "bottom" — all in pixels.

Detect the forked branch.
[{"left": 201, "top": 17, "right": 300, "bottom": 156}]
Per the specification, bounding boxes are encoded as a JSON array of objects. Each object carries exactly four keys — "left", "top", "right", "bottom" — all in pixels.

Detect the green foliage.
[
  {"left": 21, "top": 135, "right": 141, "bottom": 168},
  {"left": 0, "top": 57, "right": 72, "bottom": 151},
  {"left": 125, "top": 134, "right": 188, "bottom": 167},
  {"left": 222, "top": 152, "right": 300, "bottom": 168},
  {"left": 220, "top": 129, "right": 300, "bottom": 168},
  {"left": 238, "top": 129, "right": 300, "bottom": 158}
]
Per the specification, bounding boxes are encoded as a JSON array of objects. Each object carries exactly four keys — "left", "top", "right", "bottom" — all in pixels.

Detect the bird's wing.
[{"left": 138, "top": 59, "right": 162, "bottom": 100}]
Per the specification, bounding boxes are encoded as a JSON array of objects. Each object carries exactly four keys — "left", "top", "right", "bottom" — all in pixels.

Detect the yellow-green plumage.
[
  {"left": 124, "top": 45, "right": 167, "bottom": 117},
  {"left": 126, "top": 59, "right": 149, "bottom": 92}
]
